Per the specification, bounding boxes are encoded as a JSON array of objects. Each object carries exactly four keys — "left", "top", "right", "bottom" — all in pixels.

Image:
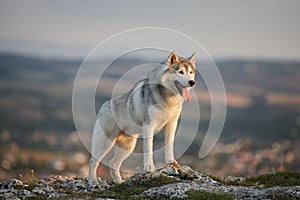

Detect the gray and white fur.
[{"left": 88, "top": 51, "right": 196, "bottom": 184}]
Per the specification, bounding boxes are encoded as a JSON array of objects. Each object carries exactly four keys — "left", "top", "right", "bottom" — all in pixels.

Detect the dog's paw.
[
  {"left": 88, "top": 179, "right": 98, "bottom": 186},
  {"left": 166, "top": 160, "right": 177, "bottom": 165},
  {"left": 113, "top": 178, "right": 124, "bottom": 184},
  {"left": 144, "top": 163, "right": 156, "bottom": 172}
]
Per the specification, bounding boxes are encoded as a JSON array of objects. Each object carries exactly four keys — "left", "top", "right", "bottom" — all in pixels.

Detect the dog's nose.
[{"left": 189, "top": 80, "right": 195, "bottom": 87}]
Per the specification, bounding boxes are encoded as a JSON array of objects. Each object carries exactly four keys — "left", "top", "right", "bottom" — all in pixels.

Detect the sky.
[{"left": 0, "top": 0, "right": 299, "bottom": 61}]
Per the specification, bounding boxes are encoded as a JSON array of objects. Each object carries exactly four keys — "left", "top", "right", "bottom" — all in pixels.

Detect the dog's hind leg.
[
  {"left": 110, "top": 132, "right": 137, "bottom": 184},
  {"left": 88, "top": 121, "right": 116, "bottom": 185}
]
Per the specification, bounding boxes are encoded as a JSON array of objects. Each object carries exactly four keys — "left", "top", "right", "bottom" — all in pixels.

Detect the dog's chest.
[{"left": 151, "top": 105, "right": 182, "bottom": 131}]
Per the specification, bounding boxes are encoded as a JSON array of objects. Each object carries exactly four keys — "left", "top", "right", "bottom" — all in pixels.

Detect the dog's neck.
[{"left": 151, "top": 84, "right": 183, "bottom": 108}]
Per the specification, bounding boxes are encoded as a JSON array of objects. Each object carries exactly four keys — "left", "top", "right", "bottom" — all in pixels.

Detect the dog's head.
[{"left": 162, "top": 51, "right": 196, "bottom": 102}]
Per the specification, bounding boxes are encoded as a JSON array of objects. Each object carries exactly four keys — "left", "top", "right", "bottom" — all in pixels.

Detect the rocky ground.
[{"left": 1, "top": 163, "right": 300, "bottom": 199}]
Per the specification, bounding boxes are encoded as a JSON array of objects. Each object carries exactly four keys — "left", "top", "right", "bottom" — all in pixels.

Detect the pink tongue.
[{"left": 182, "top": 88, "right": 191, "bottom": 102}]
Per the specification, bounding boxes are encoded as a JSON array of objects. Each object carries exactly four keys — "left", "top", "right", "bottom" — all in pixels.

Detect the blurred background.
[{"left": 0, "top": 1, "right": 299, "bottom": 181}]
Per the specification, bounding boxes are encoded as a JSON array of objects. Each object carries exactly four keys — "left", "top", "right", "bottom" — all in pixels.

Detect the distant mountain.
[
  {"left": 0, "top": 54, "right": 80, "bottom": 82},
  {"left": 218, "top": 59, "right": 300, "bottom": 93},
  {"left": 0, "top": 54, "right": 299, "bottom": 145}
]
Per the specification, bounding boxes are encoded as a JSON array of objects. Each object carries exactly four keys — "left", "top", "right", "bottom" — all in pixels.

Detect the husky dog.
[{"left": 88, "top": 51, "right": 196, "bottom": 184}]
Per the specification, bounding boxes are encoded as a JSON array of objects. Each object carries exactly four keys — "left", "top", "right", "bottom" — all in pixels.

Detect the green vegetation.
[
  {"left": 209, "top": 171, "right": 300, "bottom": 188},
  {"left": 19, "top": 173, "right": 23, "bottom": 182},
  {"left": 243, "top": 172, "right": 300, "bottom": 187},
  {"left": 30, "top": 169, "right": 38, "bottom": 186},
  {"left": 16, "top": 169, "right": 39, "bottom": 191},
  {"left": 91, "top": 175, "right": 179, "bottom": 199}
]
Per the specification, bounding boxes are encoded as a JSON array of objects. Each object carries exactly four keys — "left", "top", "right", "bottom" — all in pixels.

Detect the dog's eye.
[
  {"left": 178, "top": 71, "right": 184, "bottom": 74},
  {"left": 190, "top": 71, "right": 193, "bottom": 74}
]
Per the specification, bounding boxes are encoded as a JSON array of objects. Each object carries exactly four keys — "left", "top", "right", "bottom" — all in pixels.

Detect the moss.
[
  {"left": 243, "top": 172, "right": 300, "bottom": 187},
  {"left": 91, "top": 175, "right": 179, "bottom": 199},
  {"left": 206, "top": 174, "right": 223, "bottom": 183},
  {"left": 184, "top": 190, "right": 234, "bottom": 200},
  {"left": 208, "top": 172, "right": 300, "bottom": 188}
]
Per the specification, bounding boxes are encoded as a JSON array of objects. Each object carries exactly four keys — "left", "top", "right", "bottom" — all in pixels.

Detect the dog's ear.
[
  {"left": 167, "top": 51, "right": 179, "bottom": 66},
  {"left": 189, "top": 53, "right": 196, "bottom": 66}
]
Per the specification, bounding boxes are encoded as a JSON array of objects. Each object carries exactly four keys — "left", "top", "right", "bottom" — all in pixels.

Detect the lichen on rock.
[{"left": 1, "top": 163, "right": 300, "bottom": 199}]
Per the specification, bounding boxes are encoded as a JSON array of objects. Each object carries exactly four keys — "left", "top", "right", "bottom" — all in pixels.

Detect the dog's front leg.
[
  {"left": 143, "top": 126, "right": 156, "bottom": 172},
  {"left": 164, "top": 121, "right": 177, "bottom": 164}
]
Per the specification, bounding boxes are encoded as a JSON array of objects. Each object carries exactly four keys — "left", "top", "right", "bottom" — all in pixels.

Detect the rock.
[
  {"left": 32, "top": 186, "right": 46, "bottom": 196},
  {"left": 0, "top": 176, "right": 112, "bottom": 199},
  {"left": 17, "top": 189, "right": 33, "bottom": 199},
  {"left": 144, "top": 182, "right": 198, "bottom": 199},
  {"left": 0, "top": 179, "right": 23, "bottom": 190},
  {"left": 0, "top": 164, "right": 300, "bottom": 199}
]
